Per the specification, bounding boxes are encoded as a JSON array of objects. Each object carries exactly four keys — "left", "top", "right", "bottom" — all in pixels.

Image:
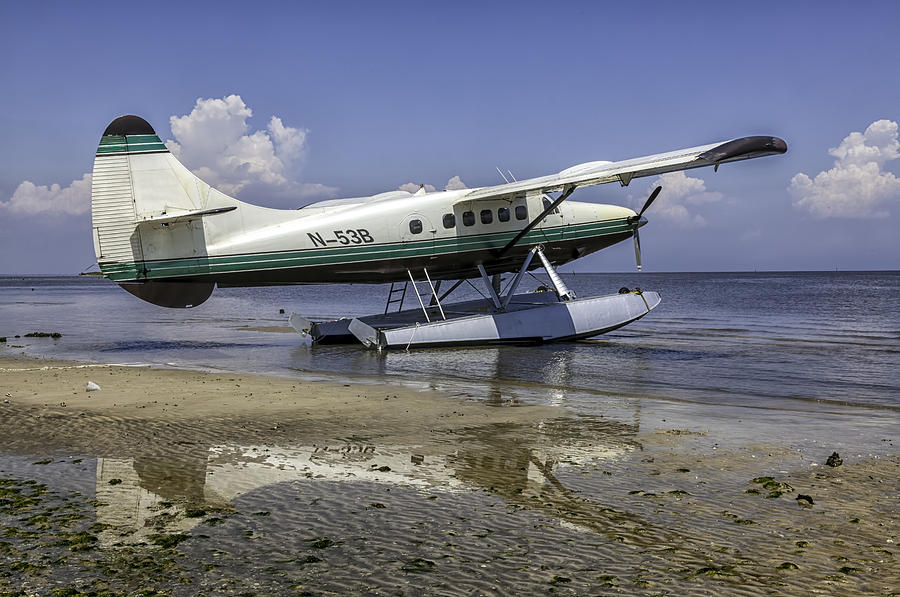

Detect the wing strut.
[
  {"left": 500, "top": 246, "right": 539, "bottom": 309},
  {"left": 493, "top": 185, "right": 576, "bottom": 258}
]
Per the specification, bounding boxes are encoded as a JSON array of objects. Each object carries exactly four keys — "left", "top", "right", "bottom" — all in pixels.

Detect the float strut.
[
  {"left": 536, "top": 247, "right": 576, "bottom": 301},
  {"left": 501, "top": 246, "right": 539, "bottom": 309},
  {"left": 476, "top": 264, "right": 503, "bottom": 310}
]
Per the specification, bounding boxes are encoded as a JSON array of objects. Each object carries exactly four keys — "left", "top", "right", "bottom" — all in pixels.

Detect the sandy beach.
[
  {"left": 1, "top": 353, "right": 896, "bottom": 595},
  {"left": 0, "top": 354, "right": 566, "bottom": 450}
]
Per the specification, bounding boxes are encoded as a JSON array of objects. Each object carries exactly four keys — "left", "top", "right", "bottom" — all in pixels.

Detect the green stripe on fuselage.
[{"left": 99, "top": 219, "right": 635, "bottom": 282}]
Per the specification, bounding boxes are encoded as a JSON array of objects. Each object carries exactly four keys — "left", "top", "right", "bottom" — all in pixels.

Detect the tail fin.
[{"left": 91, "top": 115, "right": 231, "bottom": 307}]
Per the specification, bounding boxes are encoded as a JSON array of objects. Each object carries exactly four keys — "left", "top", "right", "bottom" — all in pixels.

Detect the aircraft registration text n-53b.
[{"left": 307, "top": 229, "right": 375, "bottom": 247}]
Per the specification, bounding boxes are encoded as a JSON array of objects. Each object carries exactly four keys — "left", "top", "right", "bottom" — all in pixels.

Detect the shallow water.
[{"left": 2, "top": 272, "right": 897, "bottom": 446}]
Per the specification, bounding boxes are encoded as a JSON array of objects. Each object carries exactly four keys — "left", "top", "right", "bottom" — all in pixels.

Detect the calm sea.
[{"left": 1, "top": 271, "right": 897, "bottom": 448}]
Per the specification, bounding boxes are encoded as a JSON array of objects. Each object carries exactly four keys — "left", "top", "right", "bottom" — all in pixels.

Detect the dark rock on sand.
[
  {"left": 777, "top": 562, "right": 799, "bottom": 570},
  {"left": 796, "top": 494, "right": 814, "bottom": 508},
  {"left": 826, "top": 452, "right": 843, "bottom": 467}
]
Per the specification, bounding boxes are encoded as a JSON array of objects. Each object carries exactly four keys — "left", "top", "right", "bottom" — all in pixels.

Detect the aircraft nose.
[{"left": 637, "top": 215, "right": 648, "bottom": 228}]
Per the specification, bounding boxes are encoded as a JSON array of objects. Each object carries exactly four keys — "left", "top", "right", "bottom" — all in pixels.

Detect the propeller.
[
  {"left": 635, "top": 185, "right": 662, "bottom": 220},
  {"left": 629, "top": 186, "right": 662, "bottom": 272}
]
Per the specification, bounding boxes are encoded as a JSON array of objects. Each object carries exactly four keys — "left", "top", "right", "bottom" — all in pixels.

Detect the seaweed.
[
  {"left": 402, "top": 558, "right": 436, "bottom": 573},
  {"left": 694, "top": 565, "right": 735, "bottom": 577},
  {"left": 750, "top": 476, "right": 794, "bottom": 498},
  {"left": 149, "top": 534, "right": 190, "bottom": 549},
  {"left": 309, "top": 537, "right": 335, "bottom": 549}
]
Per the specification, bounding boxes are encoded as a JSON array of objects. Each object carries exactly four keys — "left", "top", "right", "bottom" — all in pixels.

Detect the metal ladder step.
[
  {"left": 384, "top": 281, "right": 408, "bottom": 314},
  {"left": 407, "top": 268, "right": 446, "bottom": 322}
]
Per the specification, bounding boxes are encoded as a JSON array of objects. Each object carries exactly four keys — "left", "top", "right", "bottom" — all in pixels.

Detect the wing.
[{"left": 457, "top": 136, "right": 787, "bottom": 203}]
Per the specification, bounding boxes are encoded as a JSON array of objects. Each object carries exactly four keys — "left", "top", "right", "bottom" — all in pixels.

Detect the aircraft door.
[
  {"left": 539, "top": 193, "right": 565, "bottom": 226},
  {"left": 400, "top": 213, "right": 436, "bottom": 259}
]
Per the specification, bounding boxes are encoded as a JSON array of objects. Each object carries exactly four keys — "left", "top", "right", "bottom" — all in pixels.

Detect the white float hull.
[{"left": 291, "top": 290, "right": 660, "bottom": 350}]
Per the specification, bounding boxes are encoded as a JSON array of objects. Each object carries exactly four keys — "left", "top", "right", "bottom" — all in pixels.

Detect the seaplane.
[{"left": 91, "top": 115, "right": 786, "bottom": 349}]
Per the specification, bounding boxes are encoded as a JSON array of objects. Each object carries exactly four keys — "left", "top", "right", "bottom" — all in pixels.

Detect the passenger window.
[
  {"left": 409, "top": 219, "right": 423, "bottom": 234},
  {"left": 462, "top": 211, "right": 475, "bottom": 226},
  {"left": 498, "top": 207, "right": 510, "bottom": 222},
  {"left": 515, "top": 205, "right": 527, "bottom": 220},
  {"left": 442, "top": 213, "right": 455, "bottom": 229},
  {"left": 480, "top": 209, "right": 493, "bottom": 224}
]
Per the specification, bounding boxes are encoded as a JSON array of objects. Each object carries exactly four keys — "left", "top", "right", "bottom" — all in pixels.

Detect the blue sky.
[{"left": 1, "top": 0, "right": 898, "bottom": 273}]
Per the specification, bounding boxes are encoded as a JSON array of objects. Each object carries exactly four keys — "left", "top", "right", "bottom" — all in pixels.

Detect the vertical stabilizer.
[
  {"left": 91, "top": 115, "right": 215, "bottom": 307},
  {"left": 91, "top": 116, "right": 161, "bottom": 269}
]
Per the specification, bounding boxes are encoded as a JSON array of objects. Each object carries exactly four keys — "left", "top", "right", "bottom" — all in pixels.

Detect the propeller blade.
[
  {"left": 628, "top": 186, "right": 657, "bottom": 270},
  {"left": 638, "top": 185, "right": 662, "bottom": 218},
  {"left": 634, "top": 228, "right": 642, "bottom": 271}
]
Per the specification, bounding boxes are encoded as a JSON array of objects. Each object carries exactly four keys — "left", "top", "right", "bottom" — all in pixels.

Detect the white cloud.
[
  {"left": 166, "top": 94, "right": 335, "bottom": 201},
  {"left": 0, "top": 173, "right": 91, "bottom": 216},
  {"left": 398, "top": 182, "right": 436, "bottom": 194},
  {"left": 632, "top": 171, "right": 722, "bottom": 227},
  {"left": 789, "top": 119, "right": 900, "bottom": 218},
  {"left": 444, "top": 175, "right": 468, "bottom": 190},
  {"left": 3, "top": 94, "right": 336, "bottom": 216},
  {"left": 398, "top": 175, "right": 466, "bottom": 194}
]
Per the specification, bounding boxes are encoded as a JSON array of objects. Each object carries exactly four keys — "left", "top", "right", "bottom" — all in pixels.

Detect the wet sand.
[
  {"left": 0, "top": 355, "right": 565, "bottom": 445},
  {"left": 1, "top": 354, "right": 897, "bottom": 596}
]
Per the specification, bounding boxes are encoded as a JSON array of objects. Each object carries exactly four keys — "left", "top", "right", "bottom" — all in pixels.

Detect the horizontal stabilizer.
[{"left": 139, "top": 206, "right": 237, "bottom": 225}]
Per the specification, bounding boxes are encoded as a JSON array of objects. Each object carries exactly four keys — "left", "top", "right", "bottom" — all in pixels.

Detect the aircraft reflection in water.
[{"left": 92, "top": 416, "right": 641, "bottom": 547}]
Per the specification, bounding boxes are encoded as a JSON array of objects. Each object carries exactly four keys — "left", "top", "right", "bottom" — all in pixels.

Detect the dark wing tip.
[
  {"left": 698, "top": 136, "right": 788, "bottom": 163},
  {"left": 103, "top": 115, "right": 156, "bottom": 136}
]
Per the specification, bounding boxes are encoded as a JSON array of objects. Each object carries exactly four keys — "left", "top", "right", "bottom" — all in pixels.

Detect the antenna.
[
  {"left": 507, "top": 169, "right": 517, "bottom": 182},
  {"left": 495, "top": 167, "right": 510, "bottom": 184}
]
